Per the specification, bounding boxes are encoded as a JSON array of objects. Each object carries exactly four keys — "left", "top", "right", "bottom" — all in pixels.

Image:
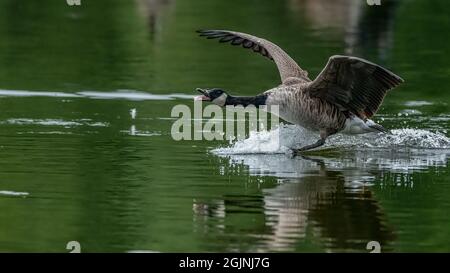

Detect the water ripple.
[{"left": 0, "top": 89, "right": 194, "bottom": 101}]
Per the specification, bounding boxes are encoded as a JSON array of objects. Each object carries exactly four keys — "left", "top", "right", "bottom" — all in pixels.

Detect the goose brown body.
[{"left": 265, "top": 84, "right": 347, "bottom": 134}]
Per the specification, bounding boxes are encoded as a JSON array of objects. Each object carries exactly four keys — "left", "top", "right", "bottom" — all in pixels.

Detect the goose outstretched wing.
[
  {"left": 306, "top": 55, "right": 404, "bottom": 119},
  {"left": 197, "top": 30, "right": 310, "bottom": 84}
]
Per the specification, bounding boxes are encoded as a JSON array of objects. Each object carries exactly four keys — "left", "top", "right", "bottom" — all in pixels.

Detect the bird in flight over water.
[{"left": 195, "top": 30, "right": 404, "bottom": 154}]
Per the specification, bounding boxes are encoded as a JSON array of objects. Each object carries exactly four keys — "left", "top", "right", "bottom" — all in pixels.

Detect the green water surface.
[{"left": 0, "top": 0, "right": 449, "bottom": 252}]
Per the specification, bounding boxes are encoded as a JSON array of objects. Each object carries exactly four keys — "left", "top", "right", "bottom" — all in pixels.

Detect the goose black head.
[{"left": 195, "top": 88, "right": 228, "bottom": 106}]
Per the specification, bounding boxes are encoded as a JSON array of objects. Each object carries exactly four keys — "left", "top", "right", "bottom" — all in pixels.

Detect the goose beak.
[{"left": 194, "top": 88, "right": 211, "bottom": 101}]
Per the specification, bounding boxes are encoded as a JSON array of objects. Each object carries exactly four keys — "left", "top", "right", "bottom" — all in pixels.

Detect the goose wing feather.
[
  {"left": 306, "top": 55, "right": 404, "bottom": 119},
  {"left": 197, "top": 30, "right": 310, "bottom": 85}
]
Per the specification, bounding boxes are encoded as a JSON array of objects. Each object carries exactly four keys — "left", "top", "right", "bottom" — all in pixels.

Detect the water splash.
[
  {"left": 365, "top": 129, "right": 450, "bottom": 149},
  {"left": 213, "top": 124, "right": 450, "bottom": 155}
]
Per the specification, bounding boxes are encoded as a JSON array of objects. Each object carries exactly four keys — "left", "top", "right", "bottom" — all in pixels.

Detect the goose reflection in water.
[{"left": 192, "top": 149, "right": 449, "bottom": 252}]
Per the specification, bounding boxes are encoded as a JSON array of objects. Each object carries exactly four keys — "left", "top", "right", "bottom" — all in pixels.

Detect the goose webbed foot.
[{"left": 292, "top": 138, "right": 326, "bottom": 156}]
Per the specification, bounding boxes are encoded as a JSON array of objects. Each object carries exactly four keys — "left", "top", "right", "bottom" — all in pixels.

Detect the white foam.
[
  {"left": 0, "top": 190, "right": 29, "bottom": 197},
  {"left": 213, "top": 124, "right": 315, "bottom": 155},
  {"left": 367, "top": 128, "right": 450, "bottom": 148},
  {"left": 212, "top": 124, "right": 450, "bottom": 155}
]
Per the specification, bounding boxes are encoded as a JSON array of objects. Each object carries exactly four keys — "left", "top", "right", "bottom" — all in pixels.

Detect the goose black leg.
[
  {"left": 293, "top": 138, "right": 326, "bottom": 155},
  {"left": 292, "top": 129, "right": 335, "bottom": 156}
]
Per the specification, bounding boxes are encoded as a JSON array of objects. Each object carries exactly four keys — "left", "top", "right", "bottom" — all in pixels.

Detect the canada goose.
[{"left": 195, "top": 30, "right": 404, "bottom": 154}]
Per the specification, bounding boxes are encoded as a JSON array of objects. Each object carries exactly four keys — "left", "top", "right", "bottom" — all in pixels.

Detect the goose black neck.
[{"left": 225, "top": 94, "right": 268, "bottom": 107}]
